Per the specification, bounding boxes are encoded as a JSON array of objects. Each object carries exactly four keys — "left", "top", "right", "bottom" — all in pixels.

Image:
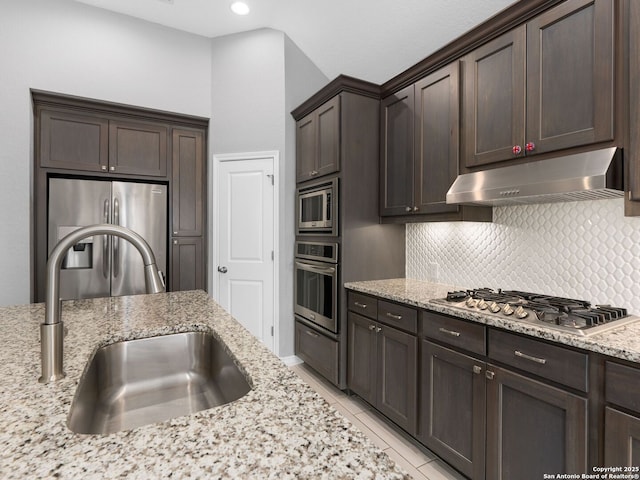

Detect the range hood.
[{"left": 446, "top": 147, "right": 624, "bottom": 206}]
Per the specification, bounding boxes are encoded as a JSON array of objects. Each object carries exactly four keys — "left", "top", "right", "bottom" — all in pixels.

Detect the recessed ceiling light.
[{"left": 230, "top": 1, "right": 250, "bottom": 15}]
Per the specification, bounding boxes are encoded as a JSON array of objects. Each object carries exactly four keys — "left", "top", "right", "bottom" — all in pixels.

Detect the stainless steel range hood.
[{"left": 446, "top": 147, "right": 624, "bottom": 206}]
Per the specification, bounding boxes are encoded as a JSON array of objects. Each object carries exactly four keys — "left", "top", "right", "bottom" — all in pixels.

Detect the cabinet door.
[
  {"left": 486, "top": 365, "right": 587, "bottom": 479},
  {"left": 108, "top": 120, "right": 168, "bottom": 177},
  {"left": 40, "top": 109, "right": 109, "bottom": 172},
  {"left": 377, "top": 323, "right": 417, "bottom": 435},
  {"left": 414, "top": 63, "right": 460, "bottom": 215},
  {"left": 380, "top": 85, "right": 415, "bottom": 216},
  {"left": 172, "top": 128, "right": 204, "bottom": 237},
  {"left": 295, "top": 320, "right": 340, "bottom": 386},
  {"left": 347, "top": 312, "right": 377, "bottom": 405},
  {"left": 604, "top": 407, "right": 640, "bottom": 467},
  {"left": 526, "top": 0, "right": 614, "bottom": 155},
  {"left": 420, "top": 341, "right": 486, "bottom": 480},
  {"left": 315, "top": 95, "right": 340, "bottom": 178},
  {"left": 463, "top": 26, "right": 526, "bottom": 167},
  {"left": 171, "top": 237, "right": 204, "bottom": 291},
  {"left": 296, "top": 112, "right": 317, "bottom": 183}
]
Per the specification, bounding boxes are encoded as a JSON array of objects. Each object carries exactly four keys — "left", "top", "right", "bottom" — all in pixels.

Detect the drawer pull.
[
  {"left": 354, "top": 302, "right": 368, "bottom": 309},
  {"left": 376, "top": 327, "right": 382, "bottom": 333},
  {"left": 438, "top": 327, "right": 461, "bottom": 337},
  {"left": 473, "top": 365, "right": 482, "bottom": 375},
  {"left": 386, "top": 312, "right": 402, "bottom": 320},
  {"left": 368, "top": 324, "right": 376, "bottom": 331},
  {"left": 305, "top": 330, "right": 319, "bottom": 338},
  {"left": 514, "top": 350, "right": 547, "bottom": 365}
]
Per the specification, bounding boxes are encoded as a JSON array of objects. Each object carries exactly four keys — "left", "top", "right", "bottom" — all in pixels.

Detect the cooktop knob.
[
  {"left": 466, "top": 298, "right": 478, "bottom": 308},
  {"left": 515, "top": 306, "right": 529, "bottom": 319},
  {"left": 477, "top": 299, "right": 489, "bottom": 310},
  {"left": 503, "top": 304, "right": 515, "bottom": 316},
  {"left": 489, "top": 302, "right": 501, "bottom": 313}
]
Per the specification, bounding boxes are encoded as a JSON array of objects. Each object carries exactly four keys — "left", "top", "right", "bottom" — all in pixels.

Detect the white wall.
[
  {"left": 0, "top": 0, "right": 212, "bottom": 306},
  {"left": 209, "top": 29, "right": 328, "bottom": 357},
  {"left": 407, "top": 198, "right": 640, "bottom": 314}
]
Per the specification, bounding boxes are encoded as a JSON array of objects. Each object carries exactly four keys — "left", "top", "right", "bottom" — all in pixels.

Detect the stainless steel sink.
[{"left": 67, "top": 331, "right": 251, "bottom": 434}]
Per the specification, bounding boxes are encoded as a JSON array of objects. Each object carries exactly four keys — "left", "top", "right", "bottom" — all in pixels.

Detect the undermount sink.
[{"left": 67, "top": 331, "right": 251, "bottom": 434}]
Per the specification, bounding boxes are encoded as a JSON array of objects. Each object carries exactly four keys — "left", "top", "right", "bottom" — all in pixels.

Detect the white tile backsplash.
[{"left": 407, "top": 198, "right": 640, "bottom": 314}]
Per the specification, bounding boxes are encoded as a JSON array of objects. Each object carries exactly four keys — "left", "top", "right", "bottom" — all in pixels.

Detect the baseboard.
[{"left": 280, "top": 355, "right": 303, "bottom": 366}]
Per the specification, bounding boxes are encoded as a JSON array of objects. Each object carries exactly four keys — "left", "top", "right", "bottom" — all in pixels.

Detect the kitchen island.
[{"left": 0, "top": 290, "right": 406, "bottom": 479}]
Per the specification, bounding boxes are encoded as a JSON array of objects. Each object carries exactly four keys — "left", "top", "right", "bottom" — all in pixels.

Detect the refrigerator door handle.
[
  {"left": 103, "top": 199, "right": 110, "bottom": 279},
  {"left": 113, "top": 198, "right": 119, "bottom": 278}
]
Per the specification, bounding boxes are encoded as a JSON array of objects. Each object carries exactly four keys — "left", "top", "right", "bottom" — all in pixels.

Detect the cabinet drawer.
[
  {"left": 488, "top": 329, "right": 588, "bottom": 392},
  {"left": 377, "top": 300, "right": 418, "bottom": 334},
  {"left": 295, "top": 320, "right": 339, "bottom": 386},
  {"left": 348, "top": 292, "right": 378, "bottom": 320},
  {"left": 606, "top": 361, "right": 640, "bottom": 413},
  {"left": 421, "top": 311, "right": 486, "bottom": 356}
]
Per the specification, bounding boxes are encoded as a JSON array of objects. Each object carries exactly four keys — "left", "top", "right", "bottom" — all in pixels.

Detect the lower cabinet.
[
  {"left": 485, "top": 365, "right": 587, "bottom": 479},
  {"left": 295, "top": 319, "right": 339, "bottom": 386},
  {"left": 420, "top": 341, "right": 486, "bottom": 480},
  {"left": 348, "top": 311, "right": 417, "bottom": 434},
  {"left": 171, "top": 237, "right": 204, "bottom": 291},
  {"left": 604, "top": 361, "right": 640, "bottom": 467}
]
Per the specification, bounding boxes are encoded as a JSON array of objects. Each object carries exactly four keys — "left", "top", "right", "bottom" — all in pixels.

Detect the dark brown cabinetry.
[
  {"left": 39, "top": 109, "right": 109, "bottom": 173},
  {"left": 295, "top": 320, "right": 340, "bottom": 386},
  {"left": 463, "top": 0, "right": 614, "bottom": 168},
  {"left": 381, "top": 63, "right": 491, "bottom": 222},
  {"left": 604, "top": 361, "right": 640, "bottom": 467},
  {"left": 486, "top": 365, "right": 588, "bottom": 478},
  {"left": 32, "top": 91, "right": 208, "bottom": 301},
  {"left": 296, "top": 95, "right": 340, "bottom": 183},
  {"left": 108, "top": 120, "right": 168, "bottom": 177},
  {"left": 420, "top": 341, "right": 486, "bottom": 480},
  {"left": 347, "top": 297, "right": 417, "bottom": 435}
]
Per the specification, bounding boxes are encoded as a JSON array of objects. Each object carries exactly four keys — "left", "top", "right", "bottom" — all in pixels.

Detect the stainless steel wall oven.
[{"left": 294, "top": 241, "right": 338, "bottom": 333}]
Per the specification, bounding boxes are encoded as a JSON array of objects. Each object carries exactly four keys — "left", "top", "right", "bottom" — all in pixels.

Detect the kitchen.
[{"left": 2, "top": 0, "right": 640, "bottom": 479}]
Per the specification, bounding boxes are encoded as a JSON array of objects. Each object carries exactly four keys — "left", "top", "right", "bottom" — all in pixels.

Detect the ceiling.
[{"left": 74, "top": 0, "right": 517, "bottom": 84}]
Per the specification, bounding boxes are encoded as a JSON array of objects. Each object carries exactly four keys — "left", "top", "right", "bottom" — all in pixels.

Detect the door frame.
[{"left": 212, "top": 151, "right": 280, "bottom": 354}]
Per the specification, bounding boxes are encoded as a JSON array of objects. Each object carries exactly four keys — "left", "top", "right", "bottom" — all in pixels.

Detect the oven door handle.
[{"left": 295, "top": 261, "right": 336, "bottom": 275}]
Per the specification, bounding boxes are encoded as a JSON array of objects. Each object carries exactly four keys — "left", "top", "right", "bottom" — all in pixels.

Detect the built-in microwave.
[{"left": 296, "top": 178, "right": 338, "bottom": 235}]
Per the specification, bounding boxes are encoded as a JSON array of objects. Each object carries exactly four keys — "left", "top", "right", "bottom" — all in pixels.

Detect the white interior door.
[{"left": 216, "top": 155, "right": 275, "bottom": 351}]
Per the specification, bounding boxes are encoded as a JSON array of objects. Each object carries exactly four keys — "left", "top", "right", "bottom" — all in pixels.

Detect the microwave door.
[{"left": 299, "top": 190, "right": 327, "bottom": 227}]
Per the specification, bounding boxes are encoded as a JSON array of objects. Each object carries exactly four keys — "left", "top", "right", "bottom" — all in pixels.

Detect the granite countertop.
[
  {"left": 0, "top": 290, "right": 406, "bottom": 479},
  {"left": 345, "top": 278, "right": 640, "bottom": 364}
]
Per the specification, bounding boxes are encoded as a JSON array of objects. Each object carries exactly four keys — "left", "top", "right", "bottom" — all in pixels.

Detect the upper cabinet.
[
  {"left": 463, "top": 0, "right": 614, "bottom": 168},
  {"left": 40, "top": 110, "right": 168, "bottom": 177},
  {"left": 296, "top": 95, "right": 340, "bottom": 183},
  {"left": 380, "top": 63, "right": 492, "bottom": 222}
]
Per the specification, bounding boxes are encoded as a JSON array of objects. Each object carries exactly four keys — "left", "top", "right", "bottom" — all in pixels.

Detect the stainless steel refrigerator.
[{"left": 48, "top": 178, "right": 167, "bottom": 300}]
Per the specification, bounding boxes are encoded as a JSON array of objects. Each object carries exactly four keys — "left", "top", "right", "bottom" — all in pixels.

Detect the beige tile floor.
[{"left": 290, "top": 363, "right": 466, "bottom": 480}]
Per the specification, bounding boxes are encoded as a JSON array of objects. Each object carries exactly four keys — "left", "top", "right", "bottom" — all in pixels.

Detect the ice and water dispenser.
[{"left": 57, "top": 226, "right": 93, "bottom": 270}]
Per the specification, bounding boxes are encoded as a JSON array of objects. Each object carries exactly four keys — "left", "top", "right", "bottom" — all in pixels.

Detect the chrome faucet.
[{"left": 39, "top": 224, "right": 165, "bottom": 383}]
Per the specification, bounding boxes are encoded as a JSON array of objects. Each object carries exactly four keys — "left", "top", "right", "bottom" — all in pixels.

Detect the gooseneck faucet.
[{"left": 39, "top": 224, "right": 165, "bottom": 383}]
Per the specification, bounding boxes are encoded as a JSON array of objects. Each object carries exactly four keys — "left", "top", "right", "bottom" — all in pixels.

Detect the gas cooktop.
[{"left": 433, "top": 288, "right": 639, "bottom": 336}]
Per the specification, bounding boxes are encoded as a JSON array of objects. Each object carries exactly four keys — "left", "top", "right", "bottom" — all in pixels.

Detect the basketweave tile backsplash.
[{"left": 406, "top": 198, "right": 640, "bottom": 314}]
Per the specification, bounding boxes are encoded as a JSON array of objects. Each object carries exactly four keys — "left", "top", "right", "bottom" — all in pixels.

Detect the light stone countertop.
[
  {"left": 0, "top": 290, "right": 407, "bottom": 480},
  {"left": 345, "top": 278, "right": 640, "bottom": 364}
]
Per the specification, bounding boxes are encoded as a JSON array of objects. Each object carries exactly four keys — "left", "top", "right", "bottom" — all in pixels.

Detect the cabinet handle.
[
  {"left": 305, "top": 330, "right": 319, "bottom": 338},
  {"left": 386, "top": 312, "right": 402, "bottom": 320},
  {"left": 354, "top": 302, "right": 367, "bottom": 309},
  {"left": 512, "top": 145, "right": 522, "bottom": 155},
  {"left": 368, "top": 324, "right": 376, "bottom": 331},
  {"left": 376, "top": 327, "right": 382, "bottom": 333},
  {"left": 485, "top": 370, "right": 495, "bottom": 380},
  {"left": 101, "top": 165, "right": 107, "bottom": 171},
  {"left": 473, "top": 365, "right": 482, "bottom": 375},
  {"left": 110, "top": 166, "right": 116, "bottom": 171},
  {"left": 413, "top": 206, "right": 418, "bottom": 212},
  {"left": 173, "top": 239, "right": 178, "bottom": 245},
  {"left": 514, "top": 350, "right": 547, "bottom": 365},
  {"left": 525, "top": 142, "right": 536, "bottom": 152},
  {"left": 310, "top": 170, "right": 319, "bottom": 176},
  {"left": 438, "top": 327, "right": 461, "bottom": 337},
  {"left": 405, "top": 206, "right": 412, "bottom": 212},
  {"left": 173, "top": 231, "right": 178, "bottom": 235}
]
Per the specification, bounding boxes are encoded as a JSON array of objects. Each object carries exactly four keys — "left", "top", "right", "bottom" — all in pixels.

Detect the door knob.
[{"left": 217, "top": 266, "right": 228, "bottom": 274}]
